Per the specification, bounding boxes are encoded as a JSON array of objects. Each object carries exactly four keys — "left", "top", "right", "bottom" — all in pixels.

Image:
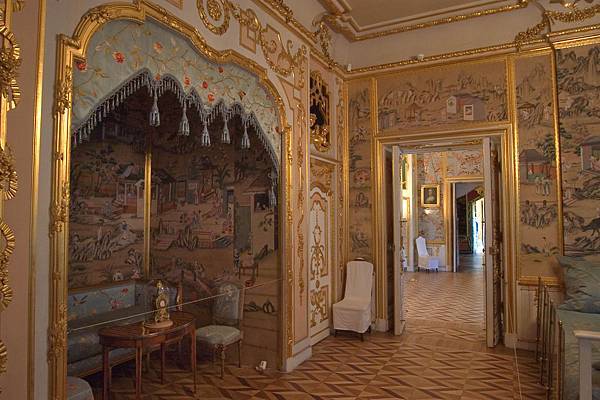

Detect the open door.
[
  {"left": 392, "top": 147, "right": 405, "bottom": 335},
  {"left": 483, "top": 138, "right": 503, "bottom": 347}
]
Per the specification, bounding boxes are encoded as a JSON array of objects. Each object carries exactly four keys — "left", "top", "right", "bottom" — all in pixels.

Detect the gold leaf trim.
[
  {"left": 54, "top": 65, "right": 72, "bottom": 115},
  {"left": 197, "top": 0, "right": 230, "bottom": 35},
  {"left": 84, "top": 5, "right": 112, "bottom": 25},
  {"left": 0, "top": 282, "right": 13, "bottom": 311},
  {"left": 0, "top": 340, "right": 6, "bottom": 374},
  {"left": 0, "top": 24, "right": 22, "bottom": 109},
  {"left": 47, "top": 304, "right": 67, "bottom": 361},
  {"left": 224, "top": 2, "right": 307, "bottom": 78},
  {"left": 0, "top": 221, "right": 15, "bottom": 265},
  {"left": 514, "top": 3, "right": 600, "bottom": 49},
  {"left": 50, "top": 185, "right": 69, "bottom": 234},
  {"left": 0, "top": 145, "right": 18, "bottom": 200}
]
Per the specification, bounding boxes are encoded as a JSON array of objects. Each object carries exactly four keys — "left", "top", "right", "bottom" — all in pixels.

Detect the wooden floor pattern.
[{"left": 88, "top": 263, "right": 546, "bottom": 399}]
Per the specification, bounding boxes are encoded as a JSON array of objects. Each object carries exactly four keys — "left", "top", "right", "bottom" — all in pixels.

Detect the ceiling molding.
[{"left": 320, "top": 0, "right": 529, "bottom": 41}]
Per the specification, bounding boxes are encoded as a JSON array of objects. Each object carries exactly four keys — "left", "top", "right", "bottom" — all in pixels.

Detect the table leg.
[
  {"left": 191, "top": 330, "right": 197, "bottom": 393},
  {"left": 161, "top": 342, "right": 166, "bottom": 385},
  {"left": 135, "top": 346, "right": 142, "bottom": 400},
  {"left": 103, "top": 346, "right": 110, "bottom": 400}
]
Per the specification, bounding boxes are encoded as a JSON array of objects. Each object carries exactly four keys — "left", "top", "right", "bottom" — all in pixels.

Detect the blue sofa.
[{"left": 67, "top": 280, "right": 178, "bottom": 377}]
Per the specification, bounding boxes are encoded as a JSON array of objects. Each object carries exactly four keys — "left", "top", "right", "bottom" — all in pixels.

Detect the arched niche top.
[{"left": 72, "top": 18, "right": 282, "bottom": 162}]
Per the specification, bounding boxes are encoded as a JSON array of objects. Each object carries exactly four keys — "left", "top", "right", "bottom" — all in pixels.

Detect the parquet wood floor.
[{"left": 87, "top": 263, "right": 546, "bottom": 399}]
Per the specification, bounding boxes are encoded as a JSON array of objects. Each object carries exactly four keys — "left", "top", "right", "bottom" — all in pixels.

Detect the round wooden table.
[{"left": 99, "top": 311, "right": 197, "bottom": 400}]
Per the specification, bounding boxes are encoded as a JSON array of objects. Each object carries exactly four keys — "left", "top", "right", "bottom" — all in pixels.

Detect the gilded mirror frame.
[{"left": 49, "top": 2, "right": 292, "bottom": 399}]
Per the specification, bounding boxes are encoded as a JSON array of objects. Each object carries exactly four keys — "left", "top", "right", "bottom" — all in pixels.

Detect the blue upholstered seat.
[
  {"left": 196, "top": 282, "right": 244, "bottom": 377},
  {"left": 557, "top": 309, "right": 600, "bottom": 400},
  {"left": 196, "top": 325, "right": 242, "bottom": 346},
  {"left": 66, "top": 376, "right": 94, "bottom": 400}
]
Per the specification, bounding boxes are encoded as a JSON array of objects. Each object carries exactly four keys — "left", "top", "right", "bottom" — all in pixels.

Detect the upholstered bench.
[
  {"left": 555, "top": 257, "right": 600, "bottom": 400},
  {"left": 67, "top": 280, "right": 179, "bottom": 377},
  {"left": 557, "top": 309, "right": 600, "bottom": 400},
  {"left": 67, "top": 376, "right": 94, "bottom": 400}
]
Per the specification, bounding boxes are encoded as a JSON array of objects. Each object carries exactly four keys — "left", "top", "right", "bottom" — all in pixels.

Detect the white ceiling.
[
  {"left": 320, "top": 0, "right": 520, "bottom": 39},
  {"left": 344, "top": 0, "right": 511, "bottom": 29}
]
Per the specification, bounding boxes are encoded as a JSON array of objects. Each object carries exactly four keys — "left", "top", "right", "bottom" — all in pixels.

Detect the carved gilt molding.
[
  {"left": 0, "top": 145, "right": 18, "bottom": 200},
  {"left": 309, "top": 71, "right": 331, "bottom": 152},
  {"left": 515, "top": 3, "right": 600, "bottom": 49},
  {"left": 197, "top": 0, "right": 230, "bottom": 35},
  {"left": 195, "top": 0, "right": 308, "bottom": 79}
]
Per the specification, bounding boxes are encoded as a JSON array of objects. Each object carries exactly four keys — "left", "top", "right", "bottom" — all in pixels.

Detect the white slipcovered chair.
[
  {"left": 332, "top": 260, "right": 374, "bottom": 341},
  {"left": 416, "top": 236, "right": 440, "bottom": 272}
]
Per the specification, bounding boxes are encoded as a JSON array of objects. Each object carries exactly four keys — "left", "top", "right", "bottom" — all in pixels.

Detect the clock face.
[{"left": 159, "top": 299, "right": 166, "bottom": 307}]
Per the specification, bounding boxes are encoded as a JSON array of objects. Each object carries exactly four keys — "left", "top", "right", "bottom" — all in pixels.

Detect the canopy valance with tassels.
[{"left": 72, "top": 19, "right": 281, "bottom": 162}]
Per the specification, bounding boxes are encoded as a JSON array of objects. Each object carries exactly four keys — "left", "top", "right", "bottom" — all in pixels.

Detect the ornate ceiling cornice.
[
  {"left": 514, "top": 2, "right": 600, "bottom": 48},
  {"left": 320, "top": 0, "right": 529, "bottom": 42}
]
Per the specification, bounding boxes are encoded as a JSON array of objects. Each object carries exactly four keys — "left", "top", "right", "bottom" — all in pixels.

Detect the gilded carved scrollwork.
[
  {"left": 296, "top": 104, "right": 306, "bottom": 305},
  {"left": 54, "top": 65, "right": 72, "bottom": 115},
  {"left": 514, "top": 3, "right": 600, "bottom": 49},
  {"left": 197, "top": 0, "right": 230, "bottom": 35},
  {"left": 84, "top": 5, "right": 112, "bottom": 25},
  {"left": 0, "top": 0, "right": 22, "bottom": 380},
  {"left": 0, "top": 145, "right": 18, "bottom": 200},
  {"left": 50, "top": 184, "right": 69, "bottom": 234},
  {"left": 47, "top": 304, "right": 68, "bottom": 361},
  {"left": 309, "top": 72, "right": 331, "bottom": 152},
  {"left": 0, "top": 24, "right": 22, "bottom": 109},
  {"left": 0, "top": 340, "right": 6, "bottom": 374},
  {"left": 309, "top": 285, "right": 327, "bottom": 328},
  {"left": 196, "top": 0, "right": 307, "bottom": 79}
]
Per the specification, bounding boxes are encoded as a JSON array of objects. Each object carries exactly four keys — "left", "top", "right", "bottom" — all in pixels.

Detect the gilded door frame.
[
  {"left": 371, "top": 125, "right": 518, "bottom": 341},
  {"left": 48, "top": 2, "right": 292, "bottom": 399},
  {"left": 445, "top": 175, "right": 485, "bottom": 272}
]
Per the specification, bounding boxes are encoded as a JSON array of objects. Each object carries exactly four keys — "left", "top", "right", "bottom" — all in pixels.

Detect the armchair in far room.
[
  {"left": 196, "top": 282, "right": 244, "bottom": 378},
  {"left": 415, "top": 236, "right": 440, "bottom": 272}
]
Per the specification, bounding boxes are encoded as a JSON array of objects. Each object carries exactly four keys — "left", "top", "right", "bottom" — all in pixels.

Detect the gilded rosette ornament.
[
  {"left": 0, "top": 24, "right": 22, "bottom": 109},
  {"left": 197, "top": 0, "right": 230, "bottom": 35},
  {"left": 0, "top": 145, "right": 18, "bottom": 200}
]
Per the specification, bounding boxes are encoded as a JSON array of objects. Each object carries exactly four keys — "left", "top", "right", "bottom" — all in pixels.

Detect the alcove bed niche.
[{"left": 67, "top": 17, "right": 284, "bottom": 372}]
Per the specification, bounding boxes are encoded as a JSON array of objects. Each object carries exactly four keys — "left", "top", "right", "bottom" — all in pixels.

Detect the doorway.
[
  {"left": 451, "top": 181, "right": 485, "bottom": 272},
  {"left": 380, "top": 134, "right": 506, "bottom": 348}
]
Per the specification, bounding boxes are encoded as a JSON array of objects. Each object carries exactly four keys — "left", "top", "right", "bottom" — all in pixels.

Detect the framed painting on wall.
[{"left": 421, "top": 185, "right": 440, "bottom": 207}]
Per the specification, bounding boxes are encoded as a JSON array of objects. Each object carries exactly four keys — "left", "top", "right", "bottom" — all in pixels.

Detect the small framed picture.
[{"left": 421, "top": 185, "right": 440, "bottom": 207}]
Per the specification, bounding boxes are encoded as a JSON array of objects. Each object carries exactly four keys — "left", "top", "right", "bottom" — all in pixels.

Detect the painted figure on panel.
[
  {"left": 69, "top": 124, "right": 146, "bottom": 288},
  {"left": 348, "top": 84, "right": 373, "bottom": 261},
  {"left": 377, "top": 61, "right": 507, "bottom": 131},
  {"left": 515, "top": 55, "right": 561, "bottom": 277},
  {"left": 557, "top": 45, "right": 600, "bottom": 260}
]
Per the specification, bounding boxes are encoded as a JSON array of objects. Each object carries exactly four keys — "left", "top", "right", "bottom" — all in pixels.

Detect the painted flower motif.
[
  {"left": 154, "top": 73, "right": 161, "bottom": 81},
  {"left": 110, "top": 299, "right": 123, "bottom": 310},
  {"left": 202, "top": 81, "right": 209, "bottom": 89},
  {"left": 121, "top": 288, "right": 129, "bottom": 294},
  {"left": 207, "top": 92, "right": 215, "bottom": 102},
  {"left": 184, "top": 76, "right": 191, "bottom": 86},
  {"left": 76, "top": 61, "right": 87, "bottom": 71},
  {"left": 153, "top": 41, "right": 163, "bottom": 53},
  {"left": 218, "top": 66, "right": 224, "bottom": 73},
  {"left": 112, "top": 51, "right": 125, "bottom": 64}
]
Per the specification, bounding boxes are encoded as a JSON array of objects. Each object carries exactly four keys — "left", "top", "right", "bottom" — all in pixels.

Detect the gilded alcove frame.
[{"left": 48, "top": 2, "right": 292, "bottom": 399}]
